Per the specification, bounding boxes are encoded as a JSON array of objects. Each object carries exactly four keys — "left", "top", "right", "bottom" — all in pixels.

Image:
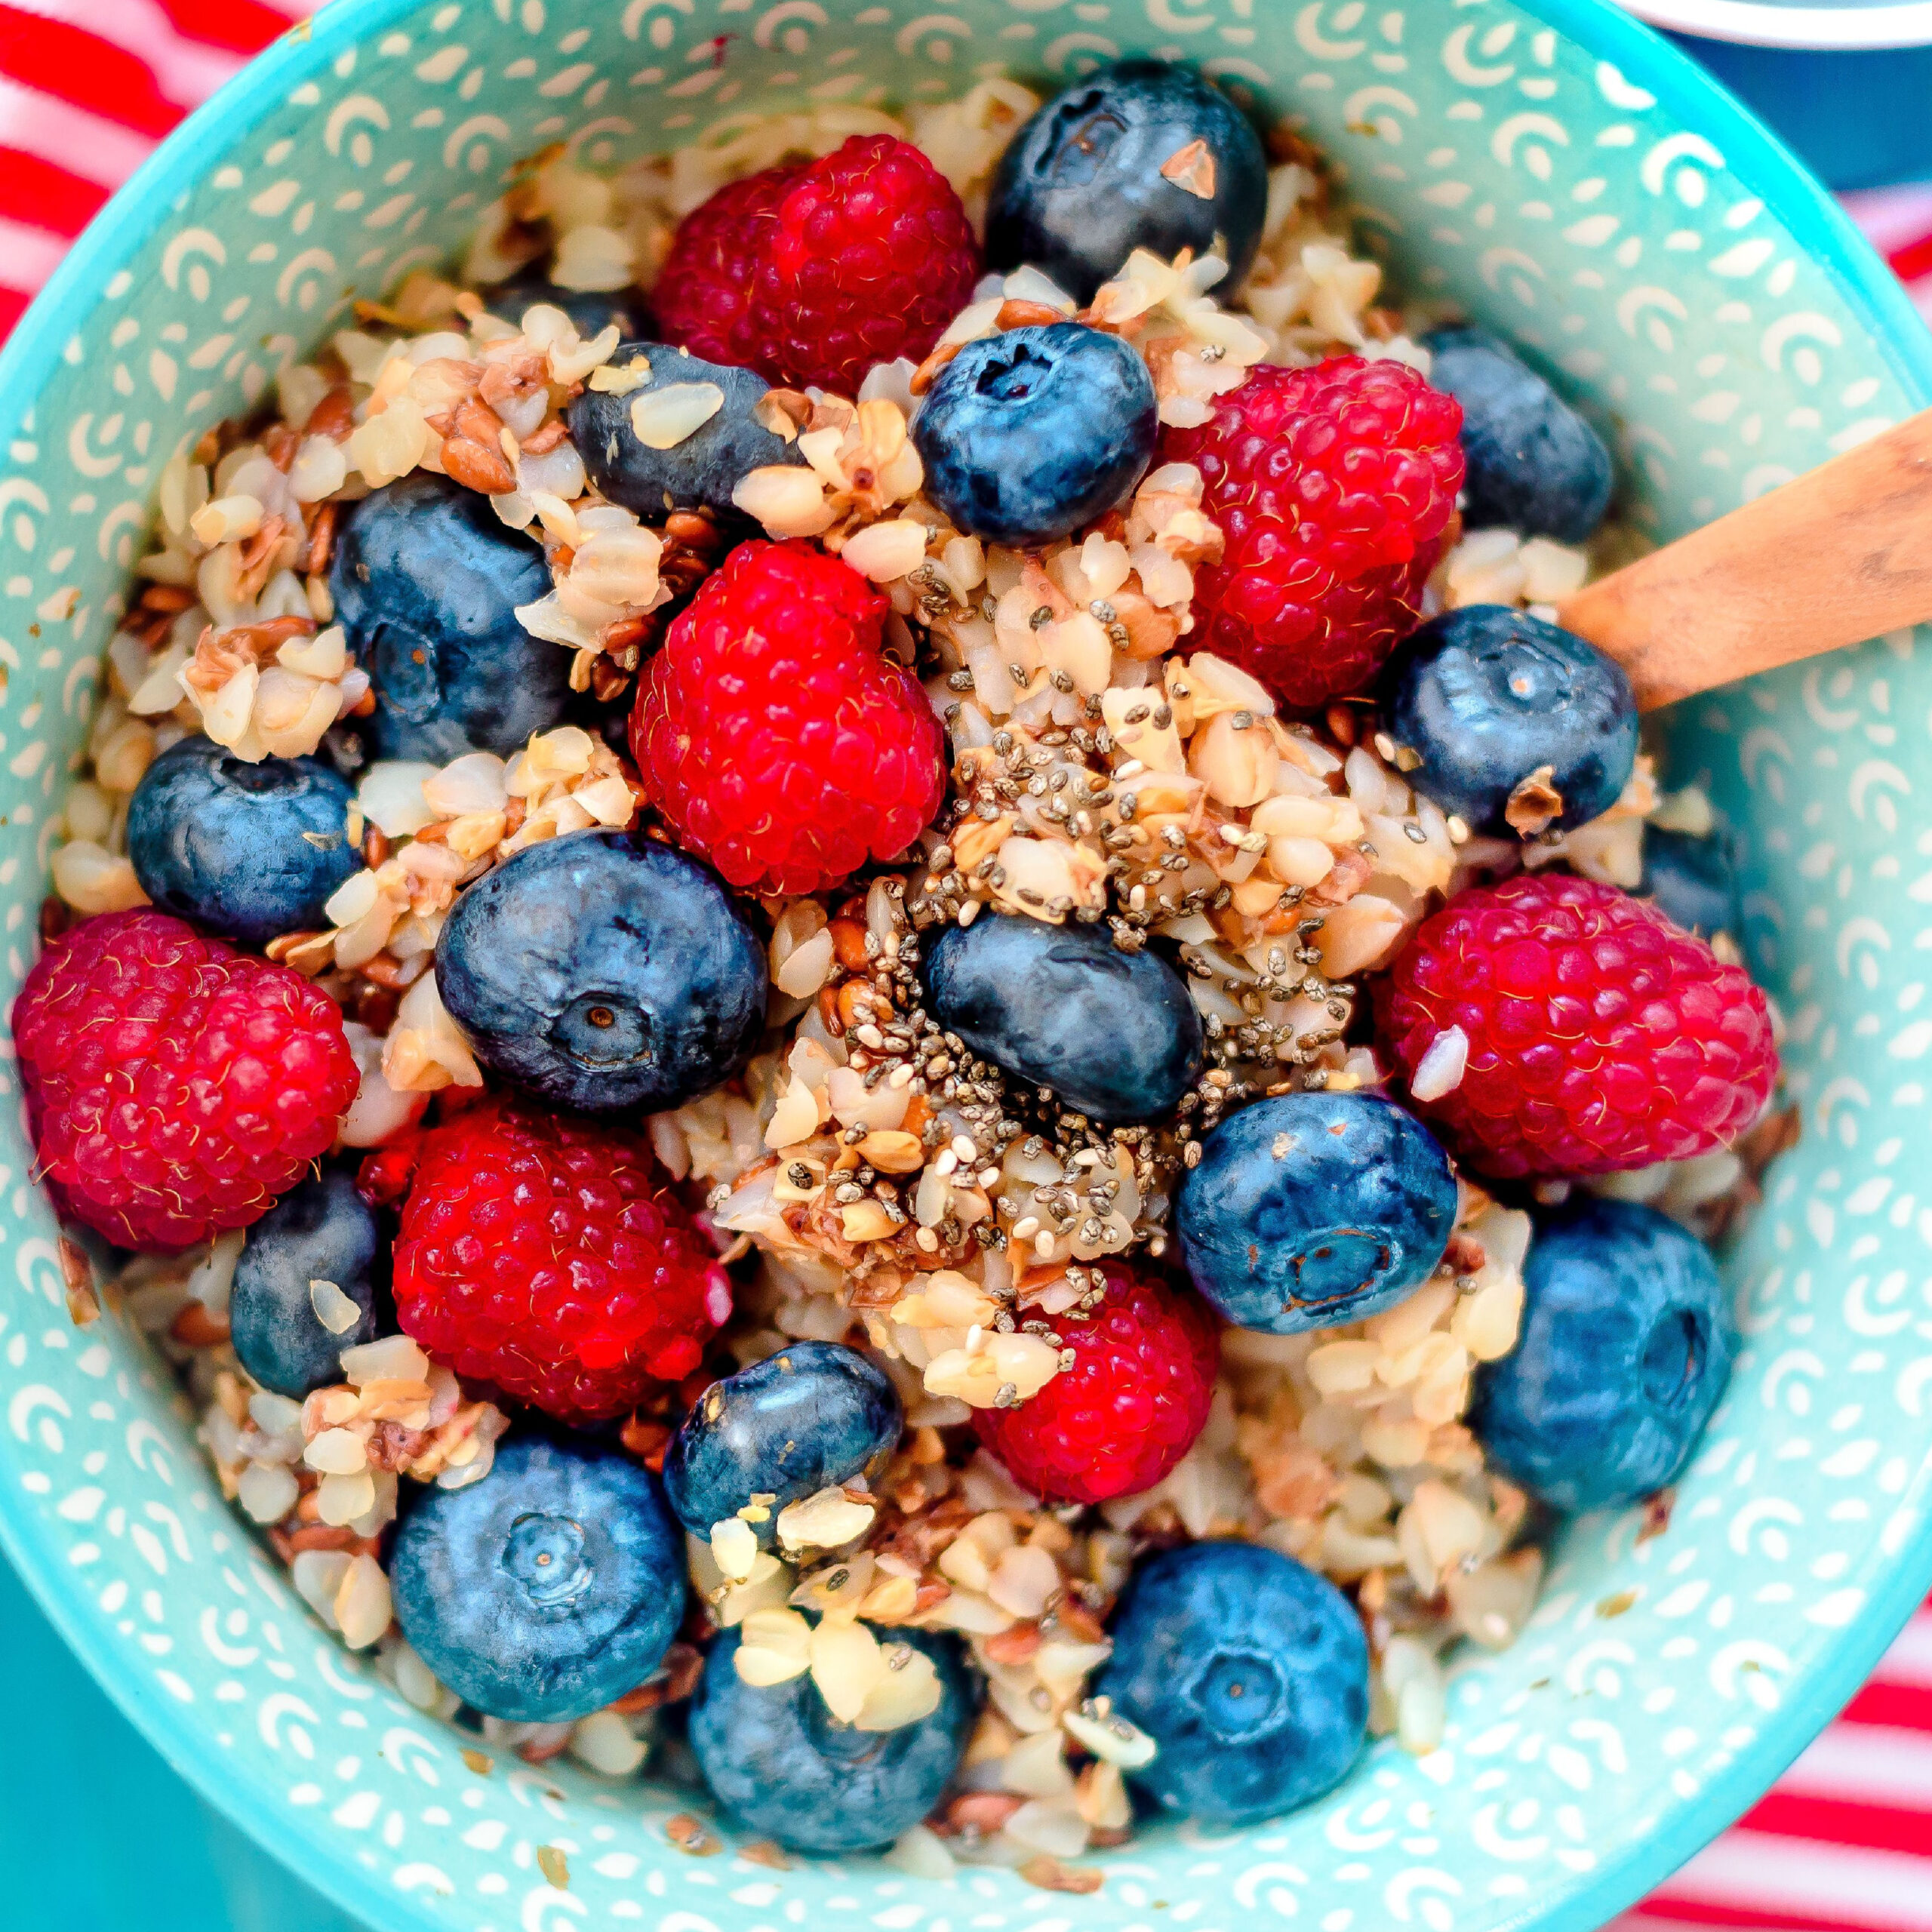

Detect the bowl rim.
[
  {"left": 1620, "top": 0, "right": 1932, "bottom": 51},
  {"left": 3, "top": 2, "right": 1932, "bottom": 1927}
]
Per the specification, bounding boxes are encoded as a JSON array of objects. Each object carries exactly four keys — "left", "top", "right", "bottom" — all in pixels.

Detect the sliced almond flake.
[
  {"left": 1409, "top": 1026, "right": 1469, "bottom": 1104},
  {"left": 709, "top": 1515, "right": 761, "bottom": 1583},
  {"left": 630, "top": 382, "right": 724, "bottom": 451},
  {"left": 1504, "top": 764, "right": 1564, "bottom": 837},
  {"left": 308, "top": 1278, "right": 363, "bottom": 1337},
  {"left": 1063, "top": 1700, "right": 1158, "bottom": 1768},
  {"left": 1159, "top": 138, "right": 1217, "bottom": 198},
  {"left": 340, "top": 1333, "right": 431, "bottom": 1386},
  {"left": 775, "top": 1484, "right": 876, "bottom": 1554},
  {"left": 589, "top": 355, "right": 653, "bottom": 395}
]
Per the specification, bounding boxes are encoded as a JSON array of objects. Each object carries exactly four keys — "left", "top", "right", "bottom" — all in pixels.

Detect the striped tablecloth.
[{"left": 0, "top": 3, "right": 1928, "bottom": 1925}]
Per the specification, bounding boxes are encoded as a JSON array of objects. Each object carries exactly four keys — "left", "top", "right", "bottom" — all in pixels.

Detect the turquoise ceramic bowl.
[{"left": 2, "top": 3, "right": 1929, "bottom": 1928}]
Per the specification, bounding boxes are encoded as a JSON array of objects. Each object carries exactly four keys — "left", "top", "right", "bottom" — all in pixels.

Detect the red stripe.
[
  {"left": 0, "top": 283, "right": 32, "bottom": 338},
  {"left": 1738, "top": 1792, "right": 1932, "bottom": 1860},
  {"left": 149, "top": 0, "right": 297, "bottom": 58},
  {"left": 1628, "top": 1899, "right": 1882, "bottom": 1932},
  {"left": 1840, "top": 1678, "right": 1932, "bottom": 1733},
  {"left": 0, "top": 143, "right": 108, "bottom": 238},
  {"left": 0, "top": 4, "right": 189, "bottom": 140},
  {"left": 1887, "top": 228, "right": 1932, "bottom": 284}
]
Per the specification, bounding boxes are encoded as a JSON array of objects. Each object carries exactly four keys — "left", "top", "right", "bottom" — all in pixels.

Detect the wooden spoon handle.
[{"left": 1555, "top": 406, "right": 1932, "bottom": 711}]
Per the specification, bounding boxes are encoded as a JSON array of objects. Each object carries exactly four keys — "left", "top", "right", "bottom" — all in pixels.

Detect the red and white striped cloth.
[{"left": 0, "top": 2, "right": 1929, "bottom": 1924}]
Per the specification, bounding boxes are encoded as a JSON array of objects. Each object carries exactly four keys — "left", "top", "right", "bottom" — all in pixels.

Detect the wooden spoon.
[{"left": 1554, "top": 408, "right": 1932, "bottom": 710}]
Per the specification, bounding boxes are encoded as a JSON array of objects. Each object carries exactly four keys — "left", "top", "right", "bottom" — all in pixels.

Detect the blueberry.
[
  {"left": 568, "top": 341, "right": 806, "bottom": 518},
  {"left": 390, "top": 1433, "right": 685, "bottom": 1723},
  {"left": 1422, "top": 326, "right": 1614, "bottom": 543},
  {"left": 1470, "top": 1194, "right": 1737, "bottom": 1513},
  {"left": 663, "top": 1342, "right": 903, "bottom": 1543},
  {"left": 488, "top": 266, "right": 647, "bottom": 343},
  {"left": 912, "top": 325, "right": 1157, "bottom": 547},
  {"left": 229, "top": 1170, "right": 385, "bottom": 1398},
  {"left": 1642, "top": 826, "right": 1741, "bottom": 942},
  {"left": 689, "top": 1626, "right": 974, "bottom": 1852},
  {"left": 1096, "top": 1540, "right": 1367, "bottom": 1825},
  {"left": 921, "top": 912, "right": 1202, "bottom": 1124},
  {"left": 330, "top": 471, "right": 568, "bottom": 762},
  {"left": 1386, "top": 605, "right": 1638, "bottom": 837},
  {"left": 435, "top": 829, "right": 766, "bottom": 1114},
  {"left": 986, "top": 61, "right": 1269, "bottom": 304},
  {"left": 125, "top": 735, "right": 358, "bottom": 946},
  {"left": 1177, "top": 1093, "right": 1457, "bottom": 1333}
]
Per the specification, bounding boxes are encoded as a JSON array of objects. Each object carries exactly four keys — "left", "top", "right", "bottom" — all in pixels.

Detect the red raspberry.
[
  {"left": 13, "top": 909, "right": 358, "bottom": 1252},
  {"left": 1159, "top": 356, "right": 1464, "bottom": 708},
  {"left": 631, "top": 539, "right": 945, "bottom": 895},
  {"left": 658, "top": 136, "right": 980, "bottom": 394},
  {"left": 1377, "top": 872, "right": 1777, "bottom": 1179},
  {"left": 368, "top": 1094, "right": 730, "bottom": 1425},
  {"left": 651, "top": 162, "right": 804, "bottom": 376},
  {"left": 974, "top": 1266, "right": 1220, "bottom": 1504}
]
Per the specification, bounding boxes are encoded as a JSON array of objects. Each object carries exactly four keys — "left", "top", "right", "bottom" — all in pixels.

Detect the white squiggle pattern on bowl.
[{"left": 0, "top": 2, "right": 1927, "bottom": 1928}]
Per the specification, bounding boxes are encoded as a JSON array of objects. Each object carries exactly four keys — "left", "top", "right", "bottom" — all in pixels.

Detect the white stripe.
[
  {"left": 2, "top": 0, "right": 252, "bottom": 106},
  {"left": 1663, "top": 1831, "right": 1932, "bottom": 1932},
  {"left": 1874, "top": 1611, "right": 1932, "bottom": 1690},
  {"left": 0, "top": 213, "right": 78, "bottom": 291},
  {"left": 1777, "top": 1722, "right": 1932, "bottom": 1810},
  {"left": 0, "top": 78, "right": 158, "bottom": 194}
]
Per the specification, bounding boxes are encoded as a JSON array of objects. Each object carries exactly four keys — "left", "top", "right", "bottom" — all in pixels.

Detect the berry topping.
[
  {"left": 1177, "top": 1092, "right": 1457, "bottom": 1334},
  {"left": 370, "top": 1093, "right": 731, "bottom": 1423},
  {"left": 126, "top": 736, "right": 359, "bottom": 947},
  {"left": 657, "top": 137, "right": 980, "bottom": 395},
  {"left": 1641, "top": 825, "right": 1742, "bottom": 944},
  {"left": 690, "top": 1626, "right": 974, "bottom": 1853},
  {"left": 1159, "top": 356, "right": 1465, "bottom": 708},
  {"left": 1471, "top": 1194, "right": 1737, "bottom": 1512},
  {"left": 630, "top": 540, "right": 945, "bottom": 894},
  {"left": 974, "top": 1265, "right": 1218, "bottom": 1503},
  {"left": 486, "top": 266, "right": 646, "bottom": 344},
  {"left": 1386, "top": 604, "right": 1639, "bottom": 838},
  {"left": 1096, "top": 1540, "right": 1368, "bottom": 1825},
  {"left": 912, "top": 323, "right": 1158, "bottom": 546},
  {"left": 568, "top": 340, "right": 807, "bottom": 518},
  {"left": 651, "top": 165, "right": 804, "bottom": 378},
  {"left": 390, "top": 1434, "right": 686, "bottom": 1723},
  {"left": 229, "top": 1169, "right": 386, "bottom": 1398},
  {"left": 1423, "top": 325, "right": 1614, "bottom": 544},
  {"left": 1378, "top": 872, "right": 1778, "bottom": 1178},
  {"left": 14, "top": 910, "right": 359, "bottom": 1252},
  {"left": 986, "top": 60, "right": 1269, "bottom": 304},
  {"left": 330, "top": 472, "right": 568, "bottom": 762},
  {"left": 663, "top": 1341, "right": 903, "bottom": 1542},
  {"left": 435, "top": 831, "right": 767, "bottom": 1115},
  {"left": 921, "top": 911, "right": 1204, "bottom": 1124}
]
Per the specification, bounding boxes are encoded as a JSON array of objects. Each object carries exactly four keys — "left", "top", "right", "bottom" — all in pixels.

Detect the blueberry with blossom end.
[
  {"left": 229, "top": 1169, "right": 385, "bottom": 1398},
  {"left": 1471, "top": 1193, "right": 1737, "bottom": 1513},
  {"left": 912, "top": 324, "right": 1157, "bottom": 547},
  {"left": 1177, "top": 1091, "right": 1457, "bottom": 1332},
  {"left": 435, "top": 830, "right": 766, "bottom": 1115},
  {"left": 1386, "top": 604, "right": 1638, "bottom": 838},
  {"left": 330, "top": 471, "right": 567, "bottom": 762},
  {"left": 1422, "top": 325, "right": 1614, "bottom": 543},
  {"left": 689, "top": 1626, "right": 974, "bottom": 1852},
  {"left": 663, "top": 1341, "right": 903, "bottom": 1545},
  {"left": 568, "top": 340, "right": 806, "bottom": 517},
  {"left": 1096, "top": 1540, "right": 1368, "bottom": 1824},
  {"left": 986, "top": 61, "right": 1269, "bottom": 304},
  {"left": 390, "top": 1433, "right": 685, "bottom": 1722},
  {"left": 922, "top": 909, "right": 1201, "bottom": 1124},
  {"left": 126, "top": 735, "right": 358, "bottom": 947}
]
